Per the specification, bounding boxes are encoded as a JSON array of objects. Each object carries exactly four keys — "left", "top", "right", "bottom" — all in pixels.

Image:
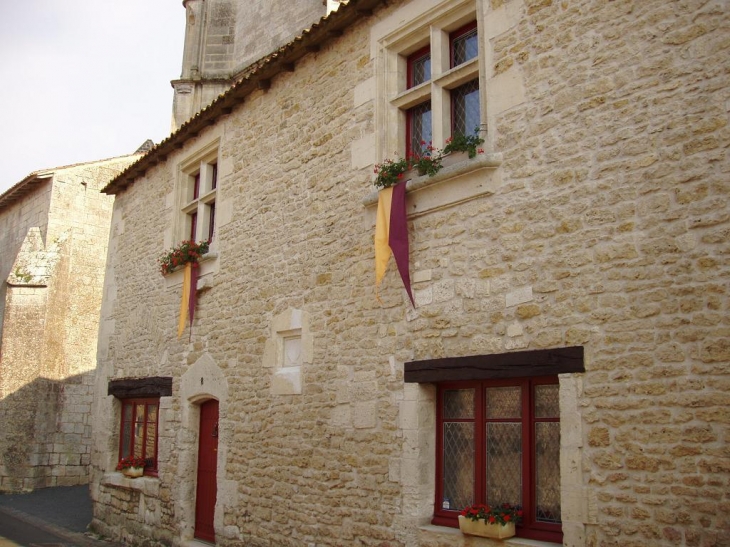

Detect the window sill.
[
  {"left": 102, "top": 472, "right": 160, "bottom": 496},
  {"left": 418, "top": 524, "right": 561, "bottom": 547},
  {"left": 162, "top": 251, "right": 219, "bottom": 289},
  {"left": 362, "top": 152, "right": 502, "bottom": 218}
]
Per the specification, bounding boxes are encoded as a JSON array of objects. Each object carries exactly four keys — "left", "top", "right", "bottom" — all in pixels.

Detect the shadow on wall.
[{"left": 0, "top": 371, "right": 94, "bottom": 493}]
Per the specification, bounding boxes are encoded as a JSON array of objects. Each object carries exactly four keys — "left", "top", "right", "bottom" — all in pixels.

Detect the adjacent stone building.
[
  {"left": 0, "top": 154, "right": 139, "bottom": 492},
  {"left": 91, "top": 0, "right": 729, "bottom": 546}
]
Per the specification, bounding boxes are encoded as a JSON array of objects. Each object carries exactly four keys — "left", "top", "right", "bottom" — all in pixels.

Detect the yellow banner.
[
  {"left": 375, "top": 186, "right": 393, "bottom": 301},
  {"left": 177, "top": 262, "right": 191, "bottom": 338}
]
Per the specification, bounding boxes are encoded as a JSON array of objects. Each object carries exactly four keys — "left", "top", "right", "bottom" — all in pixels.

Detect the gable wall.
[{"left": 0, "top": 157, "right": 136, "bottom": 492}]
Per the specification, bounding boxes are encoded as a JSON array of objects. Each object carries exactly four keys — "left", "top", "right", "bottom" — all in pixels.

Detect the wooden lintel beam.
[
  {"left": 404, "top": 346, "right": 585, "bottom": 383},
  {"left": 258, "top": 79, "right": 271, "bottom": 90},
  {"left": 282, "top": 62, "right": 295, "bottom": 72}
]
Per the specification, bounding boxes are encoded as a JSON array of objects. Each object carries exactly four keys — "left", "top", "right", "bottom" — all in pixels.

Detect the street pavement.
[{"left": 0, "top": 485, "right": 120, "bottom": 547}]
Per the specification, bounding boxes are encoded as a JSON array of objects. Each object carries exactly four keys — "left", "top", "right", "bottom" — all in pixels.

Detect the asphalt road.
[
  {"left": 0, "top": 486, "right": 120, "bottom": 547},
  {"left": 0, "top": 507, "right": 74, "bottom": 546}
]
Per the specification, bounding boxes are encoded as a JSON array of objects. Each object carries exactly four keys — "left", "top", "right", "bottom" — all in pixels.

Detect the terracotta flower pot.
[
  {"left": 458, "top": 515, "right": 516, "bottom": 539},
  {"left": 121, "top": 466, "right": 144, "bottom": 478}
]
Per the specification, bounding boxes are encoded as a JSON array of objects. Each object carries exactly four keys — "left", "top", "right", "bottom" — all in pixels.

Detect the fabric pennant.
[
  {"left": 374, "top": 186, "right": 394, "bottom": 302},
  {"left": 388, "top": 181, "right": 415, "bottom": 307},
  {"left": 177, "top": 262, "right": 191, "bottom": 338},
  {"left": 188, "top": 262, "right": 199, "bottom": 341}
]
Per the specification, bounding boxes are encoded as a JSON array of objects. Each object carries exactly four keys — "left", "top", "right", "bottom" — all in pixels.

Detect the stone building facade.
[
  {"left": 91, "top": 0, "right": 729, "bottom": 546},
  {"left": 0, "top": 155, "right": 138, "bottom": 492}
]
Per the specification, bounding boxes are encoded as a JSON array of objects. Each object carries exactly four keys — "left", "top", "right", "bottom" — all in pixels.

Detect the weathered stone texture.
[
  {"left": 0, "top": 157, "right": 136, "bottom": 492},
  {"left": 94, "top": 0, "right": 729, "bottom": 545}
]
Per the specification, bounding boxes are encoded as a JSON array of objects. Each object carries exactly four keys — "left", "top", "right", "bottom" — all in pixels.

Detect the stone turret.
[{"left": 171, "top": 0, "right": 334, "bottom": 131}]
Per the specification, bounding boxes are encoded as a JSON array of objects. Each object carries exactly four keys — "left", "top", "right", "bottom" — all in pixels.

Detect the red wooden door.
[{"left": 195, "top": 399, "right": 218, "bottom": 542}]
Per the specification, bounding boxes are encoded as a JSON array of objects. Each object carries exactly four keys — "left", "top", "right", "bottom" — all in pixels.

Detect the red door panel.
[{"left": 195, "top": 400, "right": 218, "bottom": 542}]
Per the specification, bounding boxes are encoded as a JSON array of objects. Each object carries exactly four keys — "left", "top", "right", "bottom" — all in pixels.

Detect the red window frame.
[
  {"left": 189, "top": 212, "right": 198, "bottom": 241},
  {"left": 450, "top": 79, "right": 480, "bottom": 137},
  {"left": 432, "top": 377, "right": 563, "bottom": 543},
  {"left": 207, "top": 203, "right": 216, "bottom": 242},
  {"left": 407, "top": 46, "right": 431, "bottom": 89},
  {"left": 450, "top": 21, "right": 478, "bottom": 68},
  {"left": 119, "top": 398, "right": 160, "bottom": 476},
  {"left": 193, "top": 172, "right": 201, "bottom": 200},
  {"left": 405, "top": 101, "right": 432, "bottom": 159}
]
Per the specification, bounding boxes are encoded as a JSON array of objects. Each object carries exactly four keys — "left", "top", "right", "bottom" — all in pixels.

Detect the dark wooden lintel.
[
  {"left": 329, "top": 29, "right": 343, "bottom": 37},
  {"left": 258, "top": 79, "right": 271, "bottom": 90},
  {"left": 108, "top": 376, "right": 173, "bottom": 398},
  {"left": 282, "top": 63, "right": 295, "bottom": 72},
  {"left": 404, "top": 346, "right": 585, "bottom": 383},
  {"left": 306, "top": 44, "right": 321, "bottom": 53}
]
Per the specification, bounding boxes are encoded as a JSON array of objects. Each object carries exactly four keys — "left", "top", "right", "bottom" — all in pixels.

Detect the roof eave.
[{"left": 102, "top": 0, "right": 384, "bottom": 196}]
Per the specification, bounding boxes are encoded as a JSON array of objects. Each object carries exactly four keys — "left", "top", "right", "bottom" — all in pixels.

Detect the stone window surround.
[
  {"left": 263, "top": 308, "right": 314, "bottom": 396},
  {"left": 373, "top": 0, "right": 486, "bottom": 161},
  {"left": 175, "top": 139, "right": 220, "bottom": 250},
  {"left": 163, "top": 138, "right": 224, "bottom": 291},
  {"left": 367, "top": 0, "right": 502, "bottom": 218}
]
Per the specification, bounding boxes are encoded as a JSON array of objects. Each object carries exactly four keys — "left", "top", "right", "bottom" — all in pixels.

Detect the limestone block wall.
[
  {"left": 231, "top": 0, "right": 326, "bottom": 74},
  {"left": 92, "top": 0, "right": 729, "bottom": 546},
  {"left": 0, "top": 178, "right": 52, "bottom": 342},
  {"left": 0, "top": 157, "right": 136, "bottom": 492}
]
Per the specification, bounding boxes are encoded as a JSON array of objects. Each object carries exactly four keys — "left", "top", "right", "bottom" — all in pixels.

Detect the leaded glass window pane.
[
  {"left": 121, "top": 420, "right": 132, "bottom": 458},
  {"left": 148, "top": 404, "right": 158, "bottom": 423},
  {"left": 535, "top": 422, "right": 561, "bottom": 523},
  {"left": 452, "top": 80, "right": 480, "bottom": 138},
  {"left": 486, "top": 422, "right": 522, "bottom": 506},
  {"left": 410, "top": 53, "right": 431, "bottom": 87},
  {"left": 408, "top": 101, "right": 432, "bottom": 156},
  {"left": 452, "top": 28, "right": 478, "bottom": 67},
  {"left": 535, "top": 384, "right": 559, "bottom": 418},
  {"left": 443, "top": 422, "right": 474, "bottom": 510},
  {"left": 486, "top": 386, "right": 521, "bottom": 419},
  {"left": 444, "top": 389, "right": 474, "bottom": 419}
]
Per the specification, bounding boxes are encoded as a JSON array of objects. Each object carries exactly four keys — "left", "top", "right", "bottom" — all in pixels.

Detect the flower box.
[
  {"left": 458, "top": 515, "right": 516, "bottom": 539},
  {"left": 122, "top": 466, "right": 144, "bottom": 478}
]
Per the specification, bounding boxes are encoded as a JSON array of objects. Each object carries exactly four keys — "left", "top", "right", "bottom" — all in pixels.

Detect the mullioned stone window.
[
  {"left": 179, "top": 141, "right": 219, "bottom": 244},
  {"left": 367, "top": 0, "right": 502, "bottom": 217}
]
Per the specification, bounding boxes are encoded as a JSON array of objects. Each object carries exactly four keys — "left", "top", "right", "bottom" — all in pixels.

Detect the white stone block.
[
  {"left": 271, "top": 367, "right": 302, "bottom": 395},
  {"left": 505, "top": 286, "right": 533, "bottom": 307},
  {"left": 352, "top": 402, "right": 376, "bottom": 429}
]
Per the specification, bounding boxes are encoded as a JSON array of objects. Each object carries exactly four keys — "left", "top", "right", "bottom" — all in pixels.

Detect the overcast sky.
[{"left": 0, "top": 1, "right": 186, "bottom": 194}]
